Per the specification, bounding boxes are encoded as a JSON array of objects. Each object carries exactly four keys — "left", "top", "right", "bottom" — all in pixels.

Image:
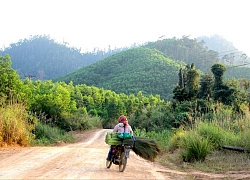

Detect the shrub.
[
  {"left": 180, "top": 132, "right": 211, "bottom": 162},
  {"left": 57, "top": 113, "right": 102, "bottom": 131},
  {"left": 195, "top": 122, "right": 225, "bottom": 150},
  {"left": 0, "top": 103, "right": 36, "bottom": 147},
  {"left": 32, "top": 122, "right": 74, "bottom": 145},
  {"left": 166, "top": 127, "right": 186, "bottom": 152},
  {"left": 87, "top": 116, "right": 103, "bottom": 129},
  {"left": 239, "top": 129, "right": 250, "bottom": 151}
]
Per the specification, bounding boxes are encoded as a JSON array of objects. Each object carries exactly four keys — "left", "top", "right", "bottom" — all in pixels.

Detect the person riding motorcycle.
[{"left": 106, "top": 115, "right": 133, "bottom": 161}]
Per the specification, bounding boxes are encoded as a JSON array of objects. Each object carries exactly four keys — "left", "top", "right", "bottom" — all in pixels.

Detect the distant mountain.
[
  {"left": 0, "top": 35, "right": 129, "bottom": 80},
  {"left": 54, "top": 47, "right": 183, "bottom": 100},
  {"left": 144, "top": 36, "right": 220, "bottom": 71},
  {"left": 197, "top": 35, "right": 236, "bottom": 53},
  {"left": 197, "top": 35, "right": 250, "bottom": 66}
]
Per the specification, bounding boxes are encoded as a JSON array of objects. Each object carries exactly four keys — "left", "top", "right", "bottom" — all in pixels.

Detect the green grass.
[
  {"left": 31, "top": 122, "right": 75, "bottom": 146},
  {"left": 180, "top": 131, "right": 211, "bottom": 162},
  {"left": 155, "top": 108, "right": 250, "bottom": 173}
]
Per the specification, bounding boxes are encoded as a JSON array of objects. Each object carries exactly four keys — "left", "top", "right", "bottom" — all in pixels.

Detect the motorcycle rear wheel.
[
  {"left": 119, "top": 152, "right": 127, "bottom": 172},
  {"left": 106, "top": 160, "right": 112, "bottom": 168}
]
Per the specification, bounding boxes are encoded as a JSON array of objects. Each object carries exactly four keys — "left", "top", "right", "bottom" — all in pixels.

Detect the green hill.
[
  {"left": 0, "top": 35, "right": 128, "bottom": 80},
  {"left": 54, "top": 47, "right": 183, "bottom": 100}
]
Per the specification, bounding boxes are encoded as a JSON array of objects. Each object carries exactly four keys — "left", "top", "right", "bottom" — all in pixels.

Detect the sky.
[{"left": 1, "top": 0, "right": 250, "bottom": 55}]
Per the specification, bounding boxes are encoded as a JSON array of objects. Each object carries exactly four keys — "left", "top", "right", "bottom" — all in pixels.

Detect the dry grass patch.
[{"left": 158, "top": 150, "right": 250, "bottom": 173}]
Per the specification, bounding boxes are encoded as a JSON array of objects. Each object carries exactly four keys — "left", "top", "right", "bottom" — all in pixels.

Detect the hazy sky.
[{"left": 1, "top": 0, "right": 250, "bottom": 55}]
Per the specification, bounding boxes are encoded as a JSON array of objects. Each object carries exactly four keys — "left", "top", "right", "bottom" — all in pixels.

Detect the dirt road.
[
  {"left": 1, "top": 129, "right": 249, "bottom": 179},
  {"left": 0, "top": 129, "right": 173, "bottom": 179}
]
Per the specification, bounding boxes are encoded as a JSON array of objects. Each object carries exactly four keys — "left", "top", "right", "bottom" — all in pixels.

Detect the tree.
[
  {"left": 29, "top": 80, "right": 72, "bottom": 122},
  {"left": 186, "top": 63, "right": 200, "bottom": 99},
  {"left": 211, "top": 63, "right": 237, "bottom": 105},
  {"left": 211, "top": 63, "right": 226, "bottom": 89},
  {"left": 173, "top": 63, "right": 200, "bottom": 101},
  {"left": 198, "top": 73, "right": 213, "bottom": 100},
  {"left": 0, "top": 55, "right": 24, "bottom": 102}
]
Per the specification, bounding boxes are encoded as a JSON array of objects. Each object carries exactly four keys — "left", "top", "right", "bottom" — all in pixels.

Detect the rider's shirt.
[{"left": 113, "top": 124, "right": 133, "bottom": 135}]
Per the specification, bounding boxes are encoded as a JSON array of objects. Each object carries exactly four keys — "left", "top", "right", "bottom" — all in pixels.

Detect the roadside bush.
[
  {"left": 32, "top": 122, "right": 75, "bottom": 145},
  {"left": 0, "top": 103, "right": 36, "bottom": 147},
  {"left": 180, "top": 132, "right": 211, "bottom": 162},
  {"left": 239, "top": 129, "right": 250, "bottom": 150},
  {"left": 86, "top": 116, "right": 103, "bottom": 129},
  {"left": 222, "top": 131, "right": 240, "bottom": 147},
  {"left": 58, "top": 114, "right": 90, "bottom": 131},
  {"left": 166, "top": 126, "right": 186, "bottom": 152},
  {"left": 195, "top": 122, "right": 225, "bottom": 150}
]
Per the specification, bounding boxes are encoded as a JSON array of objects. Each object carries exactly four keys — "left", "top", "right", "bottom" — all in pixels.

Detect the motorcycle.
[{"left": 106, "top": 142, "right": 133, "bottom": 172}]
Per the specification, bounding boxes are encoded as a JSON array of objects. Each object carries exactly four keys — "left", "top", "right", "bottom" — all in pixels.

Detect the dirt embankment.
[{"left": 0, "top": 129, "right": 249, "bottom": 179}]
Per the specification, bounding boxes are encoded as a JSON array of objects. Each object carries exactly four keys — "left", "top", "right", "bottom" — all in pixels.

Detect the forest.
[{"left": 54, "top": 47, "right": 183, "bottom": 100}]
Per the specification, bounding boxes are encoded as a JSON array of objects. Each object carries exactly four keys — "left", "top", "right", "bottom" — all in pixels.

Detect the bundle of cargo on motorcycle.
[{"left": 105, "top": 132, "right": 161, "bottom": 163}]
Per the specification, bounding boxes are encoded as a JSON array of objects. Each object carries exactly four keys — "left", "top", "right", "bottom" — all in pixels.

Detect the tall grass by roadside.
[
  {"left": 32, "top": 122, "right": 75, "bottom": 146},
  {"left": 159, "top": 105, "right": 250, "bottom": 172},
  {"left": 166, "top": 127, "right": 186, "bottom": 152},
  {"left": 196, "top": 107, "right": 250, "bottom": 151},
  {"left": 31, "top": 114, "right": 102, "bottom": 146},
  {"left": 0, "top": 102, "right": 77, "bottom": 147},
  {"left": 0, "top": 103, "right": 35, "bottom": 147},
  {"left": 195, "top": 121, "right": 232, "bottom": 150},
  {"left": 180, "top": 131, "right": 211, "bottom": 162},
  {"left": 133, "top": 104, "right": 250, "bottom": 165}
]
